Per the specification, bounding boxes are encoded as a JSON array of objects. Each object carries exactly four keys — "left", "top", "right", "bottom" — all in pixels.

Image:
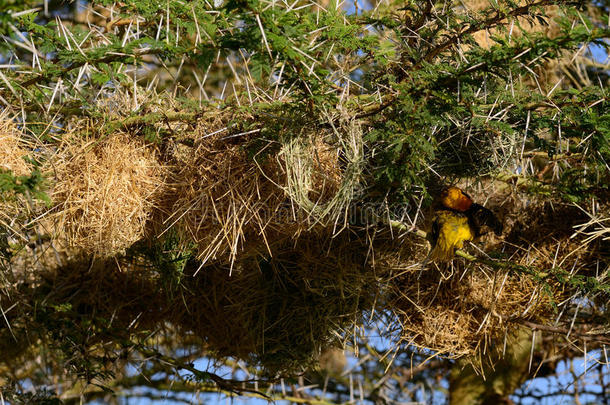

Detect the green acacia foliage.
[{"left": 2, "top": 0, "right": 607, "bottom": 205}]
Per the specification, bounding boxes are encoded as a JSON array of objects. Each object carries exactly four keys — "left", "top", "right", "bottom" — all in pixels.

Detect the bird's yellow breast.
[{"left": 429, "top": 210, "right": 475, "bottom": 261}]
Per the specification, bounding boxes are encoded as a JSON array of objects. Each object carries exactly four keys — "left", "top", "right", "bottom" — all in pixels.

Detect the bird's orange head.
[{"left": 440, "top": 186, "right": 473, "bottom": 212}]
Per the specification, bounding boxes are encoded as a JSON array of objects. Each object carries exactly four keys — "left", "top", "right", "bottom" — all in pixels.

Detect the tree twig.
[{"left": 518, "top": 319, "right": 610, "bottom": 345}]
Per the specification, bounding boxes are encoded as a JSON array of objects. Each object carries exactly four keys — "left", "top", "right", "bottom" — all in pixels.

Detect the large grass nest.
[
  {"left": 382, "top": 180, "right": 608, "bottom": 358},
  {"left": 1, "top": 104, "right": 375, "bottom": 374},
  {"left": 2, "top": 93, "right": 605, "bottom": 374},
  {"left": 45, "top": 133, "right": 165, "bottom": 258},
  {"left": 157, "top": 112, "right": 363, "bottom": 267}
]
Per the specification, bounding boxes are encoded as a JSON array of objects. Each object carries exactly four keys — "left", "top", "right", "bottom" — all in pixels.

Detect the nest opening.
[{"left": 157, "top": 113, "right": 364, "bottom": 267}]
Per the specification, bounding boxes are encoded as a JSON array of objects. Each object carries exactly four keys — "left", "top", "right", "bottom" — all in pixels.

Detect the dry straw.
[
  {"left": 2, "top": 87, "right": 599, "bottom": 373},
  {"left": 0, "top": 115, "right": 36, "bottom": 242},
  {"left": 390, "top": 266, "right": 557, "bottom": 356},
  {"left": 46, "top": 133, "right": 165, "bottom": 258},
  {"left": 159, "top": 112, "right": 363, "bottom": 267},
  {"left": 0, "top": 117, "right": 30, "bottom": 177}
]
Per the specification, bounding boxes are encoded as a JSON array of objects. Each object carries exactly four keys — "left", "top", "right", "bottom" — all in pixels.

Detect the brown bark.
[{"left": 449, "top": 328, "right": 533, "bottom": 405}]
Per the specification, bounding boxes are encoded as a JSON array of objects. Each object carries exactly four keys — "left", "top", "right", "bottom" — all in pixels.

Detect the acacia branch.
[
  {"left": 65, "top": 372, "right": 345, "bottom": 405},
  {"left": 421, "top": 0, "right": 570, "bottom": 64},
  {"left": 18, "top": 47, "right": 166, "bottom": 88},
  {"left": 518, "top": 320, "right": 610, "bottom": 345}
]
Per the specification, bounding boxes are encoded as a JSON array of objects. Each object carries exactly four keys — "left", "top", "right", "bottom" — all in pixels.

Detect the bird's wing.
[
  {"left": 468, "top": 203, "right": 503, "bottom": 236},
  {"left": 429, "top": 213, "right": 441, "bottom": 246}
]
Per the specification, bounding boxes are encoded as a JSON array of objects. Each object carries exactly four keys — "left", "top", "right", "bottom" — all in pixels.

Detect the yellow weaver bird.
[{"left": 428, "top": 187, "right": 503, "bottom": 261}]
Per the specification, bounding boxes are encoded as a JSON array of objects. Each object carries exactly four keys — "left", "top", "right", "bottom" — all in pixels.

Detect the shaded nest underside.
[
  {"left": 0, "top": 232, "right": 383, "bottom": 375},
  {"left": 171, "top": 233, "right": 381, "bottom": 372}
]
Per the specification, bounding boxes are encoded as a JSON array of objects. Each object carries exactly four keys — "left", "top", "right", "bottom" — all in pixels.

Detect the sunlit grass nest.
[
  {"left": 159, "top": 130, "right": 292, "bottom": 266},
  {"left": 0, "top": 116, "right": 36, "bottom": 245},
  {"left": 45, "top": 133, "right": 165, "bottom": 258},
  {"left": 157, "top": 112, "right": 363, "bottom": 266},
  {"left": 0, "top": 118, "right": 30, "bottom": 177},
  {"left": 171, "top": 233, "right": 381, "bottom": 373}
]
